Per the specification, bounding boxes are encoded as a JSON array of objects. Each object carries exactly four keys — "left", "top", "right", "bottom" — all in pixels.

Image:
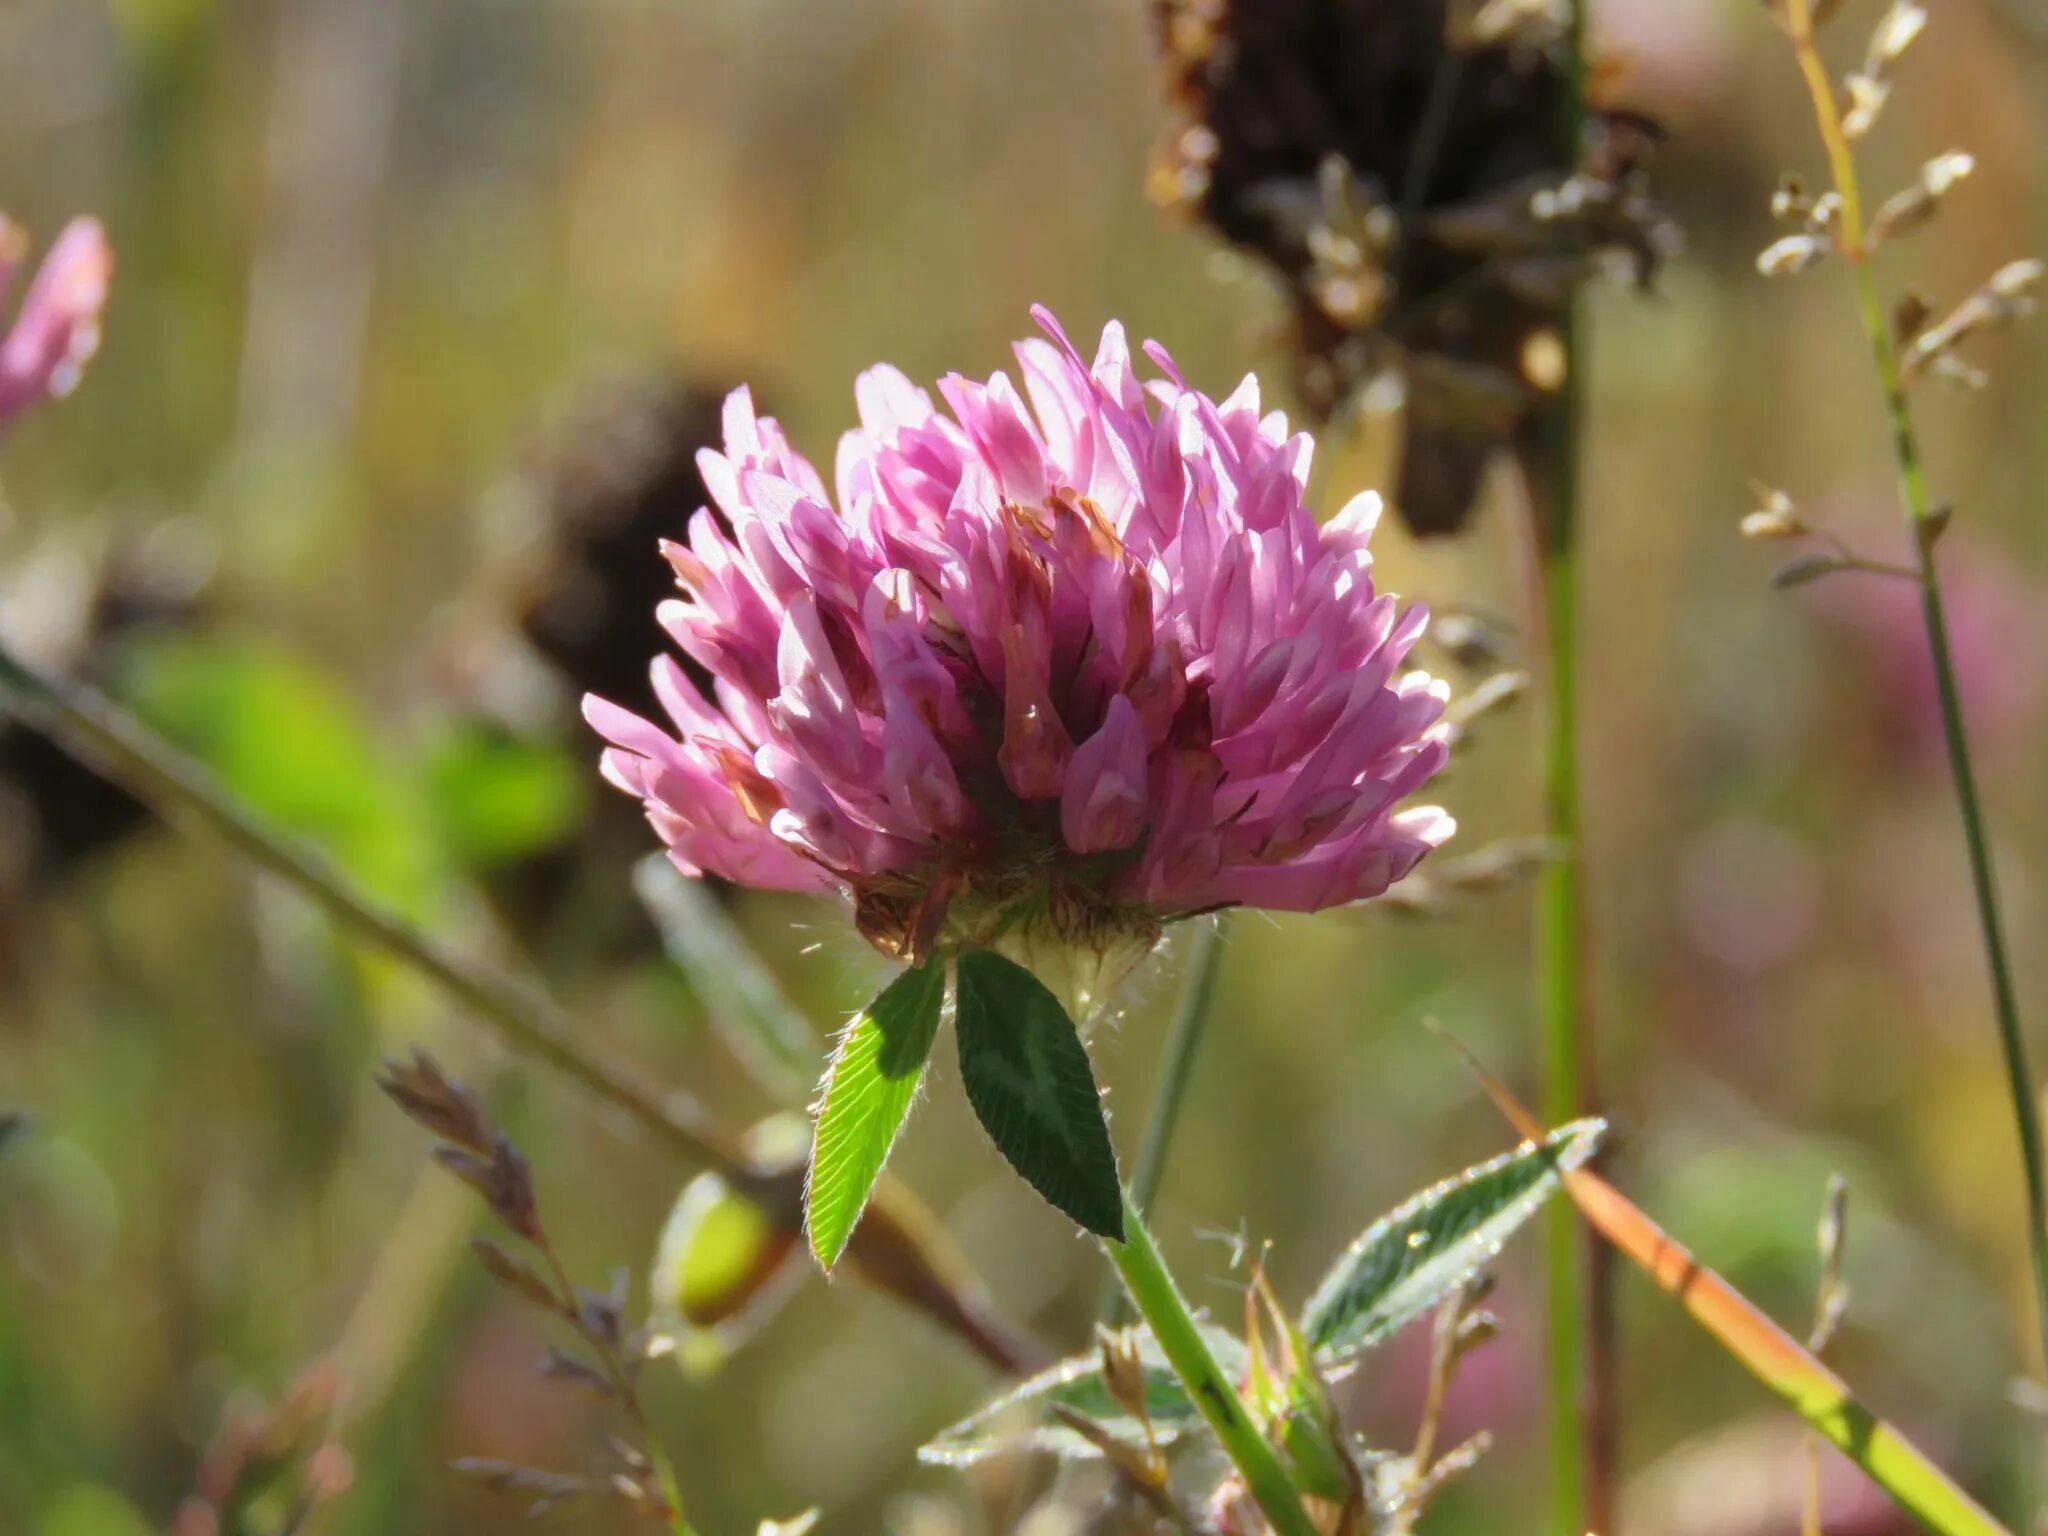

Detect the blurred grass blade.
[
  {"left": 117, "top": 631, "right": 438, "bottom": 909},
  {"left": 634, "top": 855, "right": 818, "bottom": 1100},
  {"left": 0, "top": 638, "right": 743, "bottom": 1167},
  {"left": 806, "top": 960, "right": 946, "bottom": 1271},
  {"left": 1301, "top": 1119, "right": 1604, "bottom": 1362},
  {"left": 954, "top": 947, "right": 1124, "bottom": 1241},
  {"left": 920, "top": 1325, "right": 1245, "bottom": 1466},
  {"left": 1452, "top": 1045, "right": 2012, "bottom": 1536},
  {"left": 1568, "top": 1168, "right": 2009, "bottom": 1536},
  {"left": 424, "top": 722, "right": 585, "bottom": 870}
]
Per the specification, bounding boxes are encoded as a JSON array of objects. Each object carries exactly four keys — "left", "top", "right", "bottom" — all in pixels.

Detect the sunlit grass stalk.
[
  {"left": 1777, "top": 0, "right": 2048, "bottom": 1372},
  {"left": 0, "top": 638, "right": 1038, "bottom": 1375},
  {"left": 1455, "top": 1040, "right": 2013, "bottom": 1536},
  {"left": 1532, "top": 412, "right": 1595, "bottom": 1536},
  {"left": 1571, "top": 1164, "right": 2010, "bottom": 1536},
  {"left": 330, "top": 1162, "right": 478, "bottom": 1436},
  {"left": 1105, "top": 1191, "right": 1319, "bottom": 1536},
  {"left": 1533, "top": 1, "right": 1609, "bottom": 1530}
]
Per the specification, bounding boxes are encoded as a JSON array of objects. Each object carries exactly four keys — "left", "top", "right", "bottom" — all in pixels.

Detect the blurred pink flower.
[
  {"left": 0, "top": 215, "right": 111, "bottom": 434},
  {"left": 1678, "top": 817, "right": 1820, "bottom": 973},
  {"left": 1592, "top": 0, "right": 1741, "bottom": 116},
  {"left": 1626, "top": 1415, "right": 1905, "bottom": 1536},
  {"left": 1808, "top": 524, "right": 2048, "bottom": 764},
  {"left": 588, "top": 308, "right": 1452, "bottom": 959}
]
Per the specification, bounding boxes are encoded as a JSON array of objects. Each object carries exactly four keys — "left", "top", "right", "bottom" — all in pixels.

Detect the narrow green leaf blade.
[
  {"left": 1301, "top": 1119, "right": 1605, "bottom": 1361},
  {"left": 954, "top": 948, "right": 1123, "bottom": 1240},
  {"left": 805, "top": 961, "right": 946, "bottom": 1271},
  {"left": 919, "top": 1326, "right": 1244, "bottom": 1466},
  {"left": 634, "top": 855, "right": 818, "bottom": 1100}
]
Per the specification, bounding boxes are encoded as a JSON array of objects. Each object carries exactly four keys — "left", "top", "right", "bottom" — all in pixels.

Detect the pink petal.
[
  {"left": 0, "top": 217, "right": 111, "bottom": 429},
  {"left": 1061, "top": 694, "right": 1149, "bottom": 854}
]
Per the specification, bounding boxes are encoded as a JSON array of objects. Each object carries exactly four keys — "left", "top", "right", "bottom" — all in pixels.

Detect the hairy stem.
[
  {"left": 1102, "top": 916, "right": 1231, "bottom": 1327},
  {"left": 0, "top": 639, "right": 1039, "bottom": 1375},
  {"left": 1105, "top": 1194, "right": 1318, "bottom": 1536},
  {"left": 1779, "top": 0, "right": 2048, "bottom": 1374}
]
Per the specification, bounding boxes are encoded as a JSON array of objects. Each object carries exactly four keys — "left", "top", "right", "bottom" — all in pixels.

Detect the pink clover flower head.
[
  {"left": 587, "top": 308, "right": 1454, "bottom": 962},
  {"left": 0, "top": 215, "right": 111, "bottom": 435}
]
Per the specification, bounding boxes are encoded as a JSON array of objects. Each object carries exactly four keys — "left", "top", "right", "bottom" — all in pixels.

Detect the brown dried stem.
[{"left": 0, "top": 638, "right": 1041, "bottom": 1377}]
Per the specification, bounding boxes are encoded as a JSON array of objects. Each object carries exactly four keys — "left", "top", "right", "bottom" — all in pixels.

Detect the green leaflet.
[
  {"left": 804, "top": 961, "right": 946, "bottom": 1270},
  {"left": 920, "top": 1325, "right": 1246, "bottom": 1466},
  {"left": 953, "top": 947, "right": 1123, "bottom": 1240},
  {"left": 1301, "top": 1119, "right": 1606, "bottom": 1361}
]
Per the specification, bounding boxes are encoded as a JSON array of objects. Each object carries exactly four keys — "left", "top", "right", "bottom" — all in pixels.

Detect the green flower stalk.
[{"left": 1105, "top": 1195, "right": 1322, "bottom": 1536}]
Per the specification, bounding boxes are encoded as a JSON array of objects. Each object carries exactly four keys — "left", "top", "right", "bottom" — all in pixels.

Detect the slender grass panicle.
[
  {"left": 1752, "top": 0, "right": 2048, "bottom": 1379},
  {"left": 379, "top": 1051, "right": 697, "bottom": 1534}
]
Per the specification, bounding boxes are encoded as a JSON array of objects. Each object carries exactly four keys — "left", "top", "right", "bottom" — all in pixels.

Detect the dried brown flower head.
[
  {"left": 517, "top": 376, "right": 736, "bottom": 721},
  {"left": 1152, "top": 0, "right": 1671, "bottom": 535},
  {"left": 476, "top": 375, "right": 744, "bottom": 957},
  {"left": 0, "top": 549, "right": 203, "bottom": 886}
]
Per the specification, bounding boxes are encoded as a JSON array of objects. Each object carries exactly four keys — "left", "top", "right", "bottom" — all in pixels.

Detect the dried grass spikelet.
[
  {"left": 1902, "top": 258, "right": 2044, "bottom": 385},
  {"left": 1151, "top": 0, "right": 1674, "bottom": 536}
]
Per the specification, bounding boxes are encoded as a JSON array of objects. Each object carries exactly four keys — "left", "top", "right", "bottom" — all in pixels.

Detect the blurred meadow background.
[{"left": 3, "top": 0, "right": 2048, "bottom": 1531}]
